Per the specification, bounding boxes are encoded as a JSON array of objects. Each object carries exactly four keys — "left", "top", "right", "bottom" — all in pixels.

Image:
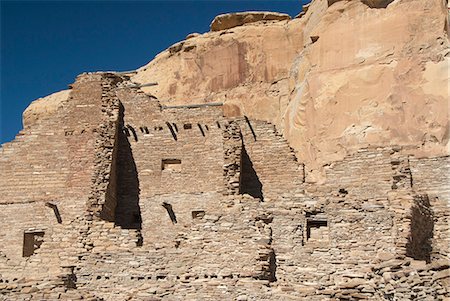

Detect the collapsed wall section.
[{"left": 86, "top": 74, "right": 123, "bottom": 221}]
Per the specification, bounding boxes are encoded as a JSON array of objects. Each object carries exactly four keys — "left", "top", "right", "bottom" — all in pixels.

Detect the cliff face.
[
  {"left": 286, "top": 0, "right": 449, "bottom": 178},
  {"left": 23, "top": 0, "right": 449, "bottom": 177},
  {"left": 132, "top": 15, "right": 303, "bottom": 127}
]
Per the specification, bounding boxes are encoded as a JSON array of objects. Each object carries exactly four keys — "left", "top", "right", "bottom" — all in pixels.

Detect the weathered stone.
[{"left": 210, "top": 11, "right": 290, "bottom": 31}]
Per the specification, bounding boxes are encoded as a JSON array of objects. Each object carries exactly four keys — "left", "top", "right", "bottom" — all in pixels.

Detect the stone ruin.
[{"left": 0, "top": 72, "right": 448, "bottom": 300}]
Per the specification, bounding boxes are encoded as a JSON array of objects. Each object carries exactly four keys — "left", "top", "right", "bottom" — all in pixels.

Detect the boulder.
[{"left": 23, "top": 89, "right": 70, "bottom": 128}]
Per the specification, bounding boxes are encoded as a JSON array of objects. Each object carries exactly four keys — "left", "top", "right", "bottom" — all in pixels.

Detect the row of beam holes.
[
  {"left": 0, "top": 278, "right": 19, "bottom": 283},
  {"left": 123, "top": 121, "right": 222, "bottom": 142},
  {"left": 94, "top": 274, "right": 238, "bottom": 281},
  {"left": 139, "top": 126, "right": 150, "bottom": 134}
]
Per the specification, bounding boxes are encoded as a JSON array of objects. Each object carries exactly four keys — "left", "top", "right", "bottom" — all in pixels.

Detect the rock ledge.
[{"left": 210, "top": 11, "right": 291, "bottom": 31}]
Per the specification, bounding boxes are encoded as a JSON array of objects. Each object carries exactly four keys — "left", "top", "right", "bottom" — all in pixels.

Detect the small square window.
[
  {"left": 23, "top": 230, "right": 45, "bottom": 257},
  {"left": 184, "top": 123, "right": 192, "bottom": 130},
  {"left": 162, "top": 159, "right": 181, "bottom": 172},
  {"left": 192, "top": 210, "right": 205, "bottom": 219},
  {"left": 306, "top": 215, "right": 328, "bottom": 242}
]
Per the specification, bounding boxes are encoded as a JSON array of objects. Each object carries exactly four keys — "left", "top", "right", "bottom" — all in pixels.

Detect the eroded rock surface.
[
  {"left": 22, "top": 90, "right": 70, "bottom": 128},
  {"left": 286, "top": 0, "right": 449, "bottom": 178},
  {"left": 210, "top": 11, "right": 291, "bottom": 31},
  {"left": 132, "top": 17, "right": 304, "bottom": 126}
]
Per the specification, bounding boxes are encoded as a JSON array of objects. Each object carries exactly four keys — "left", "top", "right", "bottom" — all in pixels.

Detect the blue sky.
[{"left": 1, "top": 0, "right": 308, "bottom": 144}]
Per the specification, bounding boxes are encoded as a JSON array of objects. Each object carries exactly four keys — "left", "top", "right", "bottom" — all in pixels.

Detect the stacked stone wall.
[
  {"left": 319, "top": 148, "right": 411, "bottom": 199},
  {"left": 66, "top": 194, "right": 272, "bottom": 300},
  {"left": 223, "top": 119, "right": 243, "bottom": 195},
  {"left": 238, "top": 118, "right": 305, "bottom": 200},
  {"left": 410, "top": 156, "right": 450, "bottom": 261},
  {"left": 86, "top": 74, "right": 123, "bottom": 221},
  {"left": 0, "top": 74, "right": 449, "bottom": 300},
  {"left": 117, "top": 87, "right": 226, "bottom": 198},
  {"left": 0, "top": 73, "right": 109, "bottom": 261}
]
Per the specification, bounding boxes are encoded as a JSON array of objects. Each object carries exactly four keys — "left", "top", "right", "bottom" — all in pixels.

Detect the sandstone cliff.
[
  {"left": 23, "top": 0, "right": 449, "bottom": 181},
  {"left": 286, "top": 0, "right": 449, "bottom": 180}
]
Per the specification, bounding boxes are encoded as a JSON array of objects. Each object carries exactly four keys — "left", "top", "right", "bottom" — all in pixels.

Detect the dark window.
[
  {"left": 192, "top": 210, "right": 205, "bottom": 219},
  {"left": 23, "top": 231, "right": 45, "bottom": 257},
  {"left": 306, "top": 217, "right": 328, "bottom": 241},
  {"left": 162, "top": 159, "right": 181, "bottom": 172}
]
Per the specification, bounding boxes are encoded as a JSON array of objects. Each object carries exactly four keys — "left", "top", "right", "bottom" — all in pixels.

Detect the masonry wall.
[
  {"left": 55, "top": 194, "right": 273, "bottom": 300},
  {"left": 0, "top": 74, "right": 449, "bottom": 301},
  {"left": 86, "top": 75, "right": 123, "bottom": 221},
  {"left": 0, "top": 202, "right": 57, "bottom": 262},
  {"left": 319, "top": 148, "right": 412, "bottom": 199},
  {"left": 117, "top": 88, "right": 226, "bottom": 198},
  {"left": 410, "top": 156, "right": 450, "bottom": 198},
  {"left": 410, "top": 156, "right": 450, "bottom": 261},
  {"left": 0, "top": 74, "right": 110, "bottom": 261},
  {"left": 238, "top": 118, "right": 305, "bottom": 200},
  {"left": 265, "top": 194, "right": 394, "bottom": 289}
]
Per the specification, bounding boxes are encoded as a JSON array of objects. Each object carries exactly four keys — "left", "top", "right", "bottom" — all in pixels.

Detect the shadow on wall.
[
  {"left": 406, "top": 195, "right": 434, "bottom": 263},
  {"left": 269, "top": 250, "right": 277, "bottom": 282},
  {"left": 239, "top": 144, "right": 263, "bottom": 201},
  {"left": 115, "top": 113, "right": 142, "bottom": 230}
]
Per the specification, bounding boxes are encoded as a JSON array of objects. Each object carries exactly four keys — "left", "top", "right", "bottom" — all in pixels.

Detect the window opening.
[
  {"left": 306, "top": 215, "right": 329, "bottom": 241},
  {"left": 192, "top": 210, "right": 205, "bottom": 219},
  {"left": 23, "top": 230, "right": 45, "bottom": 257},
  {"left": 161, "top": 159, "right": 181, "bottom": 172}
]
